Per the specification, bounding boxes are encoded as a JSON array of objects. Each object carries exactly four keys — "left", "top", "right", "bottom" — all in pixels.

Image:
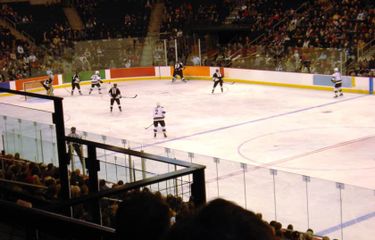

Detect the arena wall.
[{"left": 0, "top": 67, "right": 372, "bottom": 95}]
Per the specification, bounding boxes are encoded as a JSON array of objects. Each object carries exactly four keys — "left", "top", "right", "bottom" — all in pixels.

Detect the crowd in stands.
[
  {"left": 0, "top": 1, "right": 149, "bottom": 81},
  {"left": 0, "top": 26, "right": 45, "bottom": 81},
  {"left": 161, "top": 0, "right": 234, "bottom": 38},
  {"left": 0, "top": 0, "right": 373, "bottom": 82},
  {"left": 195, "top": 0, "right": 374, "bottom": 76},
  {"left": 74, "top": 0, "right": 151, "bottom": 39},
  {"left": 1, "top": 150, "right": 336, "bottom": 240},
  {"left": 0, "top": 3, "right": 32, "bottom": 24}
]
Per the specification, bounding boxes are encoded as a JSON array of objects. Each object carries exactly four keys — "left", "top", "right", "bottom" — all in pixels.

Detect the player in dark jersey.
[
  {"left": 71, "top": 72, "right": 82, "bottom": 95},
  {"left": 172, "top": 61, "right": 186, "bottom": 83},
  {"left": 212, "top": 69, "right": 223, "bottom": 93},
  {"left": 108, "top": 83, "right": 122, "bottom": 112},
  {"left": 41, "top": 70, "right": 54, "bottom": 96}
]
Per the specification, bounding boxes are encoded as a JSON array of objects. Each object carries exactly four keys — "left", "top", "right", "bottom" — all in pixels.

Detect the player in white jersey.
[
  {"left": 71, "top": 72, "right": 82, "bottom": 95},
  {"left": 89, "top": 71, "right": 103, "bottom": 94},
  {"left": 153, "top": 103, "right": 167, "bottom": 138},
  {"left": 212, "top": 69, "right": 223, "bottom": 93},
  {"left": 331, "top": 67, "right": 343, "bottom": 98},
  {"left": 108, "top": 83, "right": 122, "bottom": 112},
  {"left": 172, "top": 61, "right": 186, "bottom": 83}
]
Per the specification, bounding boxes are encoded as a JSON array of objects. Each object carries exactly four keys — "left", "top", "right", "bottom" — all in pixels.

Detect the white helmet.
[
  {"left": 334, "top": 67, "right": 339, "bottom": 72},
  {"left": 95, "top": 70, "right": 99, "bottom": 75}
]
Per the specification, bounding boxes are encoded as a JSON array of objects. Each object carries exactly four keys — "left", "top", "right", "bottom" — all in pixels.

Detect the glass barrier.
[
  {"left": 57, "top": 38, "right": 144, "bottom": 73},
  {"left": 198, "top": 36, "right": 346, "bottom": 74},
  {"left": 73, "top": 130, "right": 374, "bottom": 239},
  {"left": 1, "top": 118, "right": 373, "bottom": 239},
  {"left": 35, "top": 35, "right": 348, "bottom": 76},
  {"left": 0, "top": 115, "right": 58, "bottom": 165},
  {"left": 0, "top": 102, "right": 53, "bottom": 124}
]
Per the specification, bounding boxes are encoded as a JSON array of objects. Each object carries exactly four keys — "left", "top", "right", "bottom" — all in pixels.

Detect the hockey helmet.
[
  {"left": 156, "top": 102, "right": 160, "bottom": 107},
  {"left": 95, "top": 70, "right": 100, "bottom": 75},
  {"left": 334, "top": 67, "right": 339, "bottom": 72},
  {"left": 113, "top": 83, "right": 117, "bottom": 87}
]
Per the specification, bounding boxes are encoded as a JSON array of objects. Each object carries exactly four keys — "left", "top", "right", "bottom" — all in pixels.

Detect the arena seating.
[
  {"left": 75, "top": 0, "right": 151, "bottom": 39},
  {"left": 0, "top": 0, "right": 373, "bottom": 77},
  {"left": 0, "top": 150, "right": 329, "bottom": 239}
]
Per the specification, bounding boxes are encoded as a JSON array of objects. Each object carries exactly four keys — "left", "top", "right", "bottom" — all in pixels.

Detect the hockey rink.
[{"left": 1, "top": 79, "right": 375, "bottom": 239}]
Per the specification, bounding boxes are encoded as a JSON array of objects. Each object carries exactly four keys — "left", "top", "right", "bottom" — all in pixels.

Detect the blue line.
[
  {"left": 317, "top": 211, "right": 375, "bottom": 236},
  {"left": 137, "top": 95, "right": 367, "bottom": 150}
]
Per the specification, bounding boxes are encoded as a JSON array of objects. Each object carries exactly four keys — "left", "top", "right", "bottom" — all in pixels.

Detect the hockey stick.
[
  {"left": 63, "top": 87, "right": 71, "bottom": 94},
  {"left": 227, "top": 81, "right": 235, "bottom": 85},
  {"left": 123, "top": 94, "right": 138, "bottom": 99},
  {"left": 144, "top": 123, "right": 153, "bottom": 129}
]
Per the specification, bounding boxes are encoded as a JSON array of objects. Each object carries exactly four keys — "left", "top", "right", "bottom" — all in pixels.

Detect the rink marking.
[
  {"left": 316, "top": 211, "right": 375, "bottom": 236},
  {"left": 138, "top": 95, "right": 368, "bottom": 150},
  {"left": 237, "top": 128, "right": 375, "bottom": 171}
]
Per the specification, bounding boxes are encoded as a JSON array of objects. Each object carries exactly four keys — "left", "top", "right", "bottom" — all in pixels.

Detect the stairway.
[
  {"left": 63, "top": 7, "right": 84, "bottom": 31},
  {"left": 223, "top": 5, "right": 242, "bottom": 25},
  {"left": 0, "top": 18, "right": 35, "bottom": 46},
  {"left": 140, "top": 2, "right": 164, "bottom": 66}
]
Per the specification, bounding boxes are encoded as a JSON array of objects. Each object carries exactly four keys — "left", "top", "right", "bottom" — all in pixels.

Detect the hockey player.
[
  {"left": 41, "top": 70, "right": 54, "bottom": 96},
  {"left": 108, "top": 83, "right": 122, "bottom": 112},
  {"left": 89, "top": 71, "right": 103, "bottom": 94},
  {"left": 172, "top": 60, "right": 186, "bottom": 83},
  {"left": 331, "top": 67, "right": 343, "bottom": 98},
  {"left": 153, "top": 102, "right": 167, "bottom": 138},
  {"left": 71, "top": 72, "right": 82, "bottom": 95},
  {"left": 212, "top": 69, "right": 223, "bottom": 93}
]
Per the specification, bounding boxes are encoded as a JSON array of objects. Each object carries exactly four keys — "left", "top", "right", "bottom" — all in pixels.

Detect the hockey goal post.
[{"left": 23, "top": 80, "right": 45, "bottom": 100}]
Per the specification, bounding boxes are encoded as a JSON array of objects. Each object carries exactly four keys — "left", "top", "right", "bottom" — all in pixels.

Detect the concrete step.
[
  {"left": 63, "top": 7, "right": 84, "bottom": 31},
  {"left": 0, "top": 18, "right": 35, "bottom": 45}
]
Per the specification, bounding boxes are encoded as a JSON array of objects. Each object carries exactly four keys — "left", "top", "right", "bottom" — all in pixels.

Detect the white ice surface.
[{"left": 1, "top": 79, "right": 374, "bottom": 239}]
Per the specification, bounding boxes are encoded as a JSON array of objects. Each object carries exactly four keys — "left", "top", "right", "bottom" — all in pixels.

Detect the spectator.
[
  {"left": 115, "top": 191, "right": 170, "bottom": 240},
  {"left": 166, "top": 198, "right": 274, "bottom": 240}
]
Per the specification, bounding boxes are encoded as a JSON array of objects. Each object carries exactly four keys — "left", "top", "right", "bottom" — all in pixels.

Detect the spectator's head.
[
  {"left": 167, "top": 198, "right": 274, "bottom": 240},
  {"left": 71, "top": 126, "right": 76, "bottom": 133},
  {"left": 305, "top": 228, "right": 314, "bottom": 240},
  {"left": 116, "top": 191, "right": 170, "bottom": 240}
]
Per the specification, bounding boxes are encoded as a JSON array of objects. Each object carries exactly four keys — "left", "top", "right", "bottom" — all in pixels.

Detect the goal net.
[{"left": 23, "top": 80, "right": 44, "bottom": 100}]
